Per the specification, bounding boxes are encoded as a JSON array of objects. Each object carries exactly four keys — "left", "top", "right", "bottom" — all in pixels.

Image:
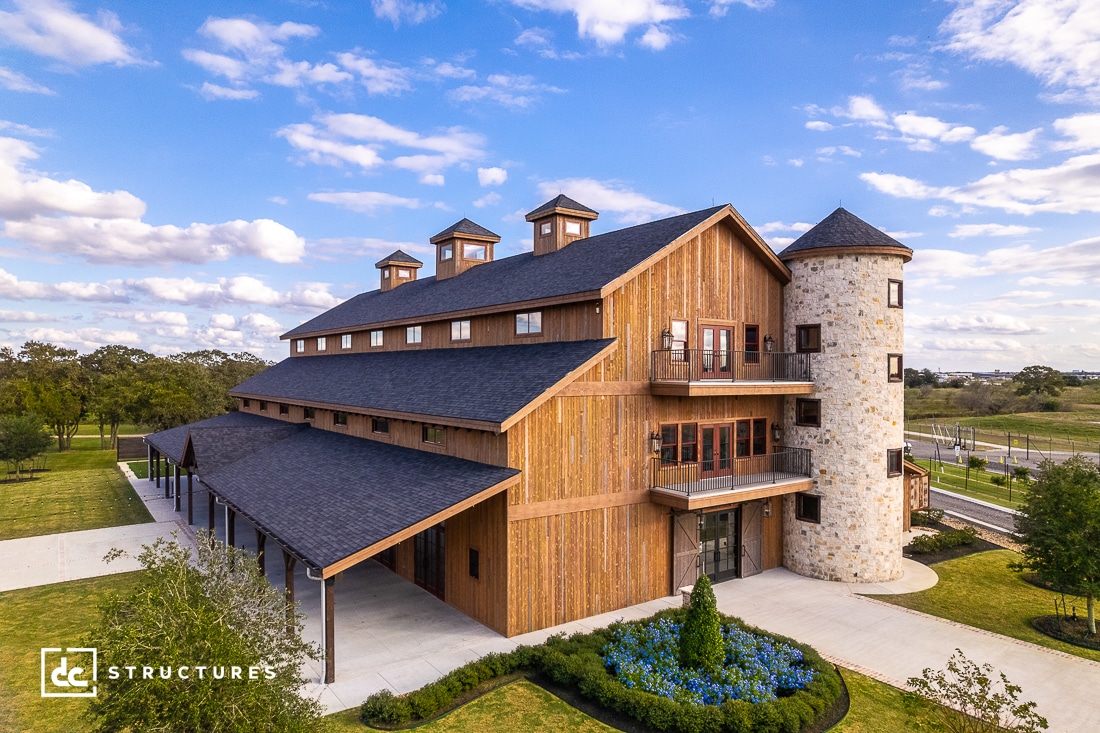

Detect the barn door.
[
  {"left": 741, "top": 501, "right": 763, "bottom": 578},
  {"left": 671, "top": 512, "right": 700, "bottom": 594}
]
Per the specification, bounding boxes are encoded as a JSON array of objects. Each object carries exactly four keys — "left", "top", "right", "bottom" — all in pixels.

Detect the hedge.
[
  {"left": 360, "top": 608, "right": 843, "bottom": 733},
  {"left": 908, "top": 526, "right": 978, "bottom": 554}
]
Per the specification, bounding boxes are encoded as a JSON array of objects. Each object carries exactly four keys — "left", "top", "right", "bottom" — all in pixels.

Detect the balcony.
[
  {"left": 649, "top": 350, "right": 814, "bottom": 396},
  {"left": 649, "top": 448, "right": 813, "bottom": 510}
]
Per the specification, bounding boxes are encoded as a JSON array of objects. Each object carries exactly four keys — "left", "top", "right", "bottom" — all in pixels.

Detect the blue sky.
[{"left": 1, "top": 0, "right": 1098, "bottom": 371}]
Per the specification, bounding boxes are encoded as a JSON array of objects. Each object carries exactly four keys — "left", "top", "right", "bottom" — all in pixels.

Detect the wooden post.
[
  {"left": 256, "top": 530, "right": 266, "bottom": 574},
  {"left": 208, "top": 492, "right": 215, "bottom": 532},
  {"left": 324, "top": 577, "right": 335, "bottom": 684},
  {"left": 283, "top": 550, "right": 296, "bottom": 636},
  {"left": 174, "top": 465, "right": 181, "bottom": 512},
  {"left": 147, "top": 444, "right": 153, "bottom": 482},
  {"left": 186, "top": 470, "right": 193, "bottom": 525},
  {"left": 227, "top": 507, "right": 235, "bottom": 547},
  {"left": 163, "top": 456, "right": 169, "bottom": 499},
  {"left": 155, "top": 451, "right": 161, "bottom": 489}
]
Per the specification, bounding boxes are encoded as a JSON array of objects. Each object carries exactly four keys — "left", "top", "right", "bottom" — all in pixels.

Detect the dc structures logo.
[{"left": 41, "top": 647, "right": 98, "bottom": 698}]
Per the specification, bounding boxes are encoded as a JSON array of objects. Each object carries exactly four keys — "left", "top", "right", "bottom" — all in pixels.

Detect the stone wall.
[{"left": 781, "top": 253, "right": 906, "bottom": 582}]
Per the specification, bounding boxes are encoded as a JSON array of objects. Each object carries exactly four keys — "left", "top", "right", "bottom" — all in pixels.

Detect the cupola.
[
  {"left": 525, "top": 195, "right": 599, "bottom": 256},
  {"left": 429, "top": 218, "right": 501, "bottom": 281},
  {"left": 375, "top": 250, "right": 424, "bottom": 292}
]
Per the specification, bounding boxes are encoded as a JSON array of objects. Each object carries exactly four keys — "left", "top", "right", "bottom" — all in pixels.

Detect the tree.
[
  {"left": 85, "top": 532, "right": 323, "bottom": 732},
  {"left": 1012, "top": 365, "right": 1065, "bottom": 397},
  {"left": 0, "top": 414, "right": 52, "bottom": 480},
  {"left": 1012, "top": 456, "right": 1100, "bottom": 635},
  {"left": 678, "top": 574, "right": 724, "bottom": 672},
  {"left": 907, "top": 648, "right": 1047, "bottom": 732},
  {"left": 9, "top": 342, "right": 88, "bottom": 451},
  {"left": 81, "top": 345, "right": 153, "bottom": 449}
]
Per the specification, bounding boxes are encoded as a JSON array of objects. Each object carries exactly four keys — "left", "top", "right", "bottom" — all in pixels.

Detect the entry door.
[
  {"left": 699, "top": 424, "right": 733, "bottom": 479},
  {"left": 671, "top": 512, "right": 701, "bottom": 593},
  {"left": 414, "top": 522, "right": 445, "bottom": 599},
  {"left": 701, "top": 509, "right": 739, "bottom": 582},
  {"left": 741, "top": 501, "right": 763, "bottom": 577},
  {"left": 699, "top": 325, "right": 733, "bottom": 379}
]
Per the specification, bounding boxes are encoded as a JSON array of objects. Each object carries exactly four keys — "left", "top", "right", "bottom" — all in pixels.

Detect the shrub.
[
  {"left": 910, "top": 508, "right": 945, "bottom": 527},
  {"left": 909, "top": 527, "right": 979, "bottom": 554},
  {"left": 968, "top": 455, "right": 988, "bottom": 471},
  {"left": 991, "top": 474, "right": 1007, "bottom": 487},
  {"left": 679, "top": 574, "right": 724, "bottom": 672}
]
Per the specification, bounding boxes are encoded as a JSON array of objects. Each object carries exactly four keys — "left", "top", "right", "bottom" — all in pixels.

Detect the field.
[{"left": 911, "top": 457, "right": 1024, "bottom": 509}]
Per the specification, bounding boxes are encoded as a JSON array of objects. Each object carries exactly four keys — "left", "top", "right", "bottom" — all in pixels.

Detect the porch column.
[
  {"left": 163, "top": 456, "right": 169, "bottom": 499},
  {"left": 256, "top": 530, "right": 266, "bottom": 574},
  {"left": 173, "top": 465, "right": 181, "bottom": 512},
  {"left": 208, "top": 492, "right": 215, "bottom": 532},
  {"left": 155, "top": 451, "right": 161, "bottom": 489},
  {"left": 323, "top": 576, "right": 335, "bottom": 684},
  {"left": 226, "top": 506, "right": 235, "bottom": 547},
  {"left": 283, "top": 550, "right": 296, "bottom": 635},
  {"left": 147, "top": 444, "right": 153, "bottom": 482},
  {"left": 186, "top": 470, "right": 193, "bottom": 525}
]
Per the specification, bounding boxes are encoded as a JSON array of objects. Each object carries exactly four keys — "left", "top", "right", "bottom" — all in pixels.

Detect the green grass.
[
  {"left": 912, "top": 458, "right": 1025, "bottom": 509},
  {"left": 0, "top": 573, "right": 144, "bottom": 733},
  {"left": 879, "top": 550, "right": 1100, "bottom": 664},
  {"left": 0, "top": 441, "right": 153, "bottom": 541},
  {"left": 832, "top": 668, "right": 948, "bottom": 732},
  {"left": 74, "top": 423, "right": 147, "bottom": 437},
  {"left": 126, "top": 460, "right": 149, "bottom": 479}
]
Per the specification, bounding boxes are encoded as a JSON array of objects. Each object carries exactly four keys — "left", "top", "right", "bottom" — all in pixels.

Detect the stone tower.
[{"left": 778, "top": 208, "right": 913, "bottom": 583}]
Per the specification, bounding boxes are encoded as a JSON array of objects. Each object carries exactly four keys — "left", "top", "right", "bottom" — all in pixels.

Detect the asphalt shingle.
[{"left": 778, "top": 207, "right": 912, "bottom": 258}]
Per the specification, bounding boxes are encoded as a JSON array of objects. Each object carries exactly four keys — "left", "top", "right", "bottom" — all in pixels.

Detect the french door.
[
  {"left": 699, "top": 423, "right": 733, "bottom": 479},
  {"left": 698, "top": 325, "right": 733, "bottom": 379},
  {"left": 701, "top": 509, "right": 740, "bottom": 582},
  {"left": 414, "top": 522, "right": 445, "bottom": 599}
]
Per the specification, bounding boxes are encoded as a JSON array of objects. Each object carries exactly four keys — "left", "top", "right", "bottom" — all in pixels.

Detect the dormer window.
[
  {"left": 317, "top": 337, "right": 326, "bottom": 351},
  {"left": 516, "top": 311, "right": 542, "bottom": 335},
  {"left": 451, "top": 320, "right": 471, "bottom": 341},
  {"left": 440, "top": 244, "right": 453, "bottom": 261},
  {"left": 406, "top": 325, "right": 422, "bottom": 344},
  {"left": 341, "top": 333, "right": 351, "bottom": 349},
  {"left": 540, "top": 222, "right": 552, "bottom": 236},
  {"left": 370, "top": 330, "right": 383, "bottom": 348},
  {"left": 463, "top": 243, "right": 486, "bottom": 260},
  {"left": 296, "top": 339, "right": 304, "bottom": 353},
  {"left": 565, "top": 220, "right": 581, "bottom": 236}
]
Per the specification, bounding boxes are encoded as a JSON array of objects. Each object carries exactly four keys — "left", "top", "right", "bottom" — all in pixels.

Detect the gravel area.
[{"left": 938, "top": 515, "right": 1023, "bottom": 552}]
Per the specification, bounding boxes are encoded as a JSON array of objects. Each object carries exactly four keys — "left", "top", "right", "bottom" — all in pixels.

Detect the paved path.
[{"left": 931, "top": 488, "right": 1017, "bottom": 532}]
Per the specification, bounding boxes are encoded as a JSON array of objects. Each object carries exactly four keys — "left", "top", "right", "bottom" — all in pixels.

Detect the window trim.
[
  {"left": 540, "top": 221, "right": 552, "bottom": 236},
  {"left": 259, "top": 401, "right": 268, "bottom": 412},
  {"left": 382, "top": 268, "right": 390, "bottom": 279},
  {"left": 303, "top": 407, "right": 315, "bottom": 421},
  {"left": 439, "top": 243, "right": 452, "bottom": 261},
  {"left": 278, "top": 403, "right": 289, "bottom": 416},
  {"left": 422, "top": 424, "right": 446, "bottom": 446},
  {"left": 463, "top": 242, "right": 486, "bottom": 261},
  {"left": 451, "top": 320, "right": 471, "bottom": 341},
  {"left": 795, "top": 398, "right": 821, "bottom": 427},
  {"left": 333, "top": 411, "right": 348, "bottom": 427},
  {"left": 515, "top": 311, "right": 543, "bottom": 336},
  {"left": 888, "top": 353, "right": 904, "bottom": 382},
  {"left": 795, "top": 493, "right": 821, "bottom": 524},
  {"left": 397, "top": 268, "right": 411, "bottom": 278},
  {"left": 371, "top": 417, "right": 389, "bottom": 435},
  {"left": 341, "top": 333, "right": 352, "bottom": 350},
  {"left": 796, "top": 324, "right": 821, "bottom": 354},
  {"left": 888, "top": 279, "right": 903, "bottom": 309},
  {"left": 564, "top": 220, "right": 582, "bottom": 236},
  {"left": 887, "top": 448, "right": 903, "bottom": 477},
  {"left": 370, "top": 330, "right": 384, "bottom": 348},
  {"left": 406, "top": 325, "right": 422, "bottom": 344}
]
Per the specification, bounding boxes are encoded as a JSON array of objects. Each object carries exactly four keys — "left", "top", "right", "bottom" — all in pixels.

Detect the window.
[
  {"left": 279, "top": 403, "right": 288, "bottom": 416},
  {"left": 341, "top": 333, "right": 352, "bottom": 349},
  {"left": 295, "top": 339, "right": 304, "bottom": 353},
  {"left": 752, "top": 418, "right": 767, "bottom": 455},
  {"left": 796, "top": 493, "right": 821, "bottom": 524},
  {"left": 887, "top": 448, "right": 903, "bottom": 477},
  {"left": 660, "top": 424, "right": 678, "bottom": 464},
  {"left": 680, "top": 424, "right": 697, "bottom": 462},
  {"left": 372, "top": 417, "right": 389, "bottom": 435},
  {"left": 463, "top": 243, "right": 486, "bottom": 260},
  {"left": 796, "top": 324, "right": 821, "bottom": 353},
  {"left": 888, "top": 354, "right": 904, "bottom": 382},
  {"left": 259, "top": 401, "right": 268, "bottom": 412},
  {"left": 888, "top": 279, "right": 903, "bottom": 308},
  {"left": 440, "top": 243, "right": 452, "bottom": 261},
  {"left": 745, "top": 325, "right": 760, "bottom": 364},
  {"left": 423, "top": 425, "right": 446, "bottom": 445},
  {"left": 565, "top": 220, "right": 581, "bottom": 236},
  {"left": 670, "top": 319, "right": 688, "bottom": 361},
  {"left": 406, "top": 325, "right": 422, "bottom": 344},
  {"left": 317, "top": 336, "right": 327, "bottom": 352},
  {"left": 451, "top": 320, "right": 470, "bottom": 341},
  {"left": 515, "top": 311, "right": 542, "bottom": 335},
  {"left": 303, "top": 407, "right": 315, "bottom": 420},
  {"left": 735, "top": 420, "right": 751, "bottom": 457},
  {"left": 370, "top": 330, "right": 383, "bottom": 348},
  {"left": 398, "top": 268, "right": 411, "bottom": 278},
  {"left": 540, "top": 222, "right": 552, "bottom": 236},
  {"left": 242, "top": 398, "right": 251, "bottom": 408},
  {"left": 382, "top": 269, "right": 390, "bottom": 279},
  {"left": 333, "top": 411, "right": 348, "bottom": 427},
  {"left": 469, "top": 548, "right": 480, "bottom": 579},
  {"left": 795, "top": 399, "right": 821, "bottom": 427}
]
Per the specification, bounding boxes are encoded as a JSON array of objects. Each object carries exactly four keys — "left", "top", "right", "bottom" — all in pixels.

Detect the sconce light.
[
  {"left": 649, "top": 432, "right": 662, "bottom": 454},
  {"left": 660, "top": 328, "right": 674, "bottom": 351},
  {"left": 763, "top": 334, "right": 776, "bottom": 352},
  {"left": 763, "top": 499, "right": 772, "bottom": 518},
  {"left": 771, "top": 423, "right": 783, "bottom": 443}
]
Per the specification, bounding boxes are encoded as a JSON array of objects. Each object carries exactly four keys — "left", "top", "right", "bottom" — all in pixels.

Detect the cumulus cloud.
[
  {"left": 419, "top": 173, "right": 445, "bottom": 186},
  {"left": 919, "top": 337, "right": 1025, "bottom": 352},
  {"left": 908, "top": 235, "right": 1100, "bottom": 286},
  {"left": 124, "top": 275, "right": 342, "bottom": 310},
  {"left": 99, "top": 310, "right": 190, "bottom": 326},
  {"left": 907, "top": 313, "right": 1045, "bottom": 335},
  {"left": 448, "top": 73, "right": 566, "bottom": 109},
  {"left": 371, "top": 0, "right": 444, "bottom": 25},
  {"left": 0, "top": 267, "right": 128, "bottom": 302},
  {"left": 970, "top": 125, "right": 1041, "bottom": 160},
  {"left": 506, "top": 0, "right": 689, "bottom": 47},
  {"left": 948, "top": 223, "right": 1040, "bottom": 238},
  {"left": 472, "top": 192, "right": 501, "bottom": 208},
  {"left": 0, "top": 0, "right": 143, "bottom": 66},
  {"left": 832, "top": 95, "right": 891, "bottom": 127},
  {"left": 10, "top": 327, "right": 141, "bottom": 350},
  {"left": 307, "top": 235, "right": 431, "bottom": 262},
  {"left": 477, "top": 166, "right": 507, "bottom": 186},
  {"left": 638, "top": 25, "right": 676, "bottom": 50},
  {"left": 710, "top": 0, "right": 774, "bottom": 17},
  {"left": 536, "top": 178, "right": 682, "bottom": 224},
  {"left": 308, "top": 190, "right": 422, "bottom": 214},
  {"left": 0, "top": 66, "right": 54, "bottom": 94},
  {"left": 333, "top": 52, "right": 411, "bottom": 95},
  {"left": 428, "top": 60, "right": 475, "bottom": 79},
  {"left": 805, "top": 120, "right": 834, "bottom": 132},
  {"left": 0, "top": 309, "right": 62, "bottom": 322},
  {"left": 198, "top": 82, "right": 260, "bottom": 100},
  {"left": 1052, "top": 112, "right": 1100, "bottom": 151}
]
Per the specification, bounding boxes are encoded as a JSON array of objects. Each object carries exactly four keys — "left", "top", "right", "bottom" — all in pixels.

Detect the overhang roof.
[
  {"left": 143, "top": 411, "right": 298, "bottom": 466},
  {"left": 230, "top": 339, "right": 617, "bottom": 432}
]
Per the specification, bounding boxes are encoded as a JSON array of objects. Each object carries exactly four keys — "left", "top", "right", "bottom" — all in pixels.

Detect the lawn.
[
  {"left": 74, "top": 422, "right": 147, "bottom": 437},
  {"left": 879, "top": 549, "right": 1100, "bottom": 664},
  {"left": 832, "top": 668, "right": 948, "bottom": 732},
  {"left": 0, "top": 441, "right": 153, "bottom": 541},
  {"left": 912, "top": 457, "right": 1025, "bottom": 509},
  {"left": 0, "top": 572, "right": 144, "bottom": 733},
  {"left": 127, "top": 460, "right": 149, "bottom": 479}
]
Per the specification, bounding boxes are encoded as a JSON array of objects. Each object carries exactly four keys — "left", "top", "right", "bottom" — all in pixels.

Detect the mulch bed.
[
  {"left": 1029, "top": 615, "right": 1100, "bottom": 652},
  {"left": 903, "top": 521, "right": 1003, "bottom": 566}
]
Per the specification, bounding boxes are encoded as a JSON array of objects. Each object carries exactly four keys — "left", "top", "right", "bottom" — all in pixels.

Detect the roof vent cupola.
[
  {"left": 375, "top": 250, "right": 424, "bottom": 292},
  {"left": 430, "top": 218, "right": 501, "bottom": 281},
  {"left": 525, "top": 195, "right": 598, "bottom": 256}
]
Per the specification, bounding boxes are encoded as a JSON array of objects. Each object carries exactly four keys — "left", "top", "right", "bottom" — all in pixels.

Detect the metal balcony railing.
[
  {"left": 649, "top": 350, "right": 811, "bottom": 383},
  {"left": 650, "top": 448, "right": 812, "bottom": 496}
]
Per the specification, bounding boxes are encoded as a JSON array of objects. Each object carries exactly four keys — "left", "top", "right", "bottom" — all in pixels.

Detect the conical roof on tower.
[
  {"left": 429, "top": 218, "right": 500, "bottom": 243},
  {"left": 374, "top": 249, "right": 424, "bottom": 269},
  {"left": 778, "top": 207, "right": 913, "bottom": 263},
  {"left": 525, "top": 194, "right": 599, "bottom": 221}
]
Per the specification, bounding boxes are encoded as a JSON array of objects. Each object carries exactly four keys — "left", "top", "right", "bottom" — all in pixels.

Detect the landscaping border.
[{"left": 1028, "top": 616, "right": 1100, "bottom": 652}]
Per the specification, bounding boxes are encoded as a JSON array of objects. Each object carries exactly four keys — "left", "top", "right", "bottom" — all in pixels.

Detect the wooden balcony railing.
[
  {"left": 650, "top": 448, "right": 812, "bottom": 496},
  {"left": 649, "top": 350, "right": 811, "bottom": 383}
]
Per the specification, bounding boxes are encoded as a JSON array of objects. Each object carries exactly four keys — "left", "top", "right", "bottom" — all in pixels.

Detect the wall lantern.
[
  {"left": 660, "top": 328, "right": 674, "bottom": 350},
  {"left": 763, "top": 334, "right": 776, "bottom": 352},
  {"left": 763, "top": 499, "right": 773, "bottom": 518},
  {"left": 771, "top": 423, "right": 783, "bottom": 443},
  {"left": 649, "top": 432, "right": 662, "bottom": 454}
]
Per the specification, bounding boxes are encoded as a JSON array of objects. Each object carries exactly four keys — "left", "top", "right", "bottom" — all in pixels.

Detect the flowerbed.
[{"left": 603, "top": 617, "right": 815, "bottom": 705}]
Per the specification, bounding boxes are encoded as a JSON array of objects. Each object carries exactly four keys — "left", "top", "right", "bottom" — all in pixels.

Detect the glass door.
[
  {"left": 699, "top": 424, "right": 733, "bottom": 479},
  {"left": 701, "top": 509, "right": 740, "bottom": 582},
  {"left": 414, "top": 522, "right": 446, "bottom": 599},
  {"left": 699, "top": 325, "right": 733, "bottom": 379}
]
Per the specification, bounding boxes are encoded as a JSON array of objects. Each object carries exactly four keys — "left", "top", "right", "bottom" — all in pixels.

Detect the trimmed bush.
[
  {"left": 910, "top": 508, "right": 945, "bottom": 527},
  {"left": 679, "top": 574, "right": 724, "bottom": 672},
  {"left": 909, "top": 527, "right": 979, "bottom": 554}
]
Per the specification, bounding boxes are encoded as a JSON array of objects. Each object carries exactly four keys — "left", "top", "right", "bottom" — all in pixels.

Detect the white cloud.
[
  {"left": 0, "top": 309, "right": 60, "bottom": 322},
  {"left": 12, "top": 327, "right": 141, "bottom": 350},
  {"left": 308, "top": 191, "right": 422, "bottom": 214},
  {"left": 0, "top": 66, "right": 54, "bottom": 94},
  {"left": 307, "top": 236, "right": 432, "bottom": 262},
  {"left": 448, "top": 73, "right": 565, "bottom": 109},
  {"left": 969, "top": 125, "right": 1041, "bottom": 160},
  {"left": 276, "top": 123, "right": 385, "bottom": 169},
  {"left": 908, "top": 235, "right": 1100, "bottom": 287},
  {"left": 209, "top": 313, "right": 237, "bottom": 329},
  {"left": 919, "top": 337, "right": 1025, "bottom": 352},
  {"left": 831, "top": 95, "right": 891, "bottom": 127},
  {"left": 99, "top": 310, "right": 190, "bottom": 326},
  {"left": 816, "top": 145, "right": 861, "bottom": 158},
  {"left": 638, "top": 25, "right": 676, "bottom": 50},
  {"left": 125, "top": 276, "right": 342, "bottom": 310},
  {"left": 477, "top": 166, "right": 508, "bottom": 186},
  {"left": 940, "top": 0, "right": 1100, "bottom": 101},
  {"left": 335, "top": 52, "right": 411, "bottom": 95},
  {"left": 536, "top": 178, "right": 682, "bottom": 224},
  {"left": 948, "top": 223, "right": 1041, "bottom": 238},
  {"left": 788, "top": 158, "right": 804, "bottom": 167},
  {"left": 268, "top": 196, "right": 287, "bottom": 205},
  {"left": 0, "top": 267, "right": 128, "bottom": 302},
  {"left": 429, "top": 60, "right": 475, "bottom": 79},
  {"left": 907, "top": 313, "right": 1044, "bottom": 335},
  {"left": 805, "top": 120, "right": 834, "bottom": 131},
  {"left": 755, "top": 221, "right": 813, "bottom": 235},
  {"left": 894, "top": 64, "right": 948, "bottom": 92},
  {"left": 507, "top": 0, "right": 689, "bottom": 46},
  {"left": 269, "top": 59, "right": 353, "bottom": 88},
  {"left": 371, "top": 0, "right": 444, "bottom": 25},
  {"left": 892, "top": 112, "right": 976, "bottom": 144},
  {"left": 0, "top": 0, "right": 142, "bottom": 66},
  {"left": 419, "top": 173, "right": 445, "bottom": 186},
  {"left": 710, "top": 0, "right": 774, "bottom": 17},
  {"left": 240, "top": 312, "right": 283, "bottom": 335},
  {"left": 198, "top": 82, "right": 260, "bottom": 100},
  {"left": 473, "top": 192, "right": 501, "bottom": 208},
  {"left": 1052, "top": 112, "right": 1100, "bottom": 151}
]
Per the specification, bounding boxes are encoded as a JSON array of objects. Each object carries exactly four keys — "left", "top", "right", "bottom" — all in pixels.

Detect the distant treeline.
[{"left": 0, "top": 342, "right": 270, "bottom": 451}]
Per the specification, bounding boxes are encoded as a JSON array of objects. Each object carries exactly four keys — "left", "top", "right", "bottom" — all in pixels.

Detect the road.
[{"left": 929, "top": 489, "right": 1017, "bottom": 532}]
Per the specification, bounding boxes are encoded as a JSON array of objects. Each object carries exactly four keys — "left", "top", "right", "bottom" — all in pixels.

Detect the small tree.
[
  {"left": 679, "top": 574, "right": 724, "bottom": 672},
  {"left": 907, "top": 649, "right": 1047, "bottom": 732},
  {"left": 1012, "top": 365, "right": 1065, "bottom": 397},
  {"left": 968, "top": 455, "right": 988, "bottom": 472},
  {"left": 84, "top": 532, "right": 323, "bottom": 732},
  {"left": 0, "top": 413, "right": 52, "bottom": 480},
  {"left": 1011, "top": 456, "right": 1100, "bottom": 634}
]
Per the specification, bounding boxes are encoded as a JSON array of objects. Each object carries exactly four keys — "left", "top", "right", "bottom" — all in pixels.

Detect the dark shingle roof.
[
  {"left": 231, "top": 339, "right": 615, "bottom": 427},
  {"left": 430, "top": 218, "right": 500, "bottom": 242},
  {"left": 527, "top": 194, "right": 599, "bottom": 219},
  {"left": 778, "top": 207, "right": 913, "bottom": 259},
  {"left": 374, "top": 249, "right": 423, "bottom": 268},
  {"left": 144, "top": 411, "right": 290, "bottom": 465},
  {"left": 283, "top": 206, "right": 723, "bottom": 338},
  {"left": 188, "top": 423, "right": 307, "bottom": 475},
  {"left": 200, "top": 427, "right": 519, "bottom": 571}
]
